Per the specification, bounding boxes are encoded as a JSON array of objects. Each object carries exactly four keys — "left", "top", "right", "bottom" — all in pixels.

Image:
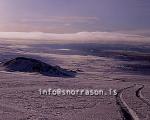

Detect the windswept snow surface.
[{"left": 0, "top": 41, "right": 150, "bottom": 120}]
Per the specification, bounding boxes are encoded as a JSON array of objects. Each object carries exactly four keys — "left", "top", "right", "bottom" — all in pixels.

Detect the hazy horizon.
[{"left": 0, "top": 0, "right": 150, "bottom": 44}]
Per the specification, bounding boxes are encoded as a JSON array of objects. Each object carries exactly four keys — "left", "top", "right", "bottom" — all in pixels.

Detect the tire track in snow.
[
  {"left": 136, "top": 85, "right": 150, "bottom": 107},
  {"left": 116, "top": 85, "right": 140, "bottom": 120}
]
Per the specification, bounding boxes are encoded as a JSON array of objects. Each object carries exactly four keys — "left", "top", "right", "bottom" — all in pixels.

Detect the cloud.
[
  {"left": 118, "top": 29, "right": 150, "bottom": 37},
  {"left": 0, "top": 31, "right": 150, "bottom": 44},
  {"left": 21, "top": 16, "right": 98, "bottom": 23}
]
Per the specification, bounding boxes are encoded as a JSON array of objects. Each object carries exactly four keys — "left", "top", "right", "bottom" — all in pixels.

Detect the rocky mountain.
[{"left": 2, "top": 57, "right": 76, "bottom": 77}]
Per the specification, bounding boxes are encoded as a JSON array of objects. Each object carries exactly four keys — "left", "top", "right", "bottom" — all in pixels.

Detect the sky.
[{"left": 0, "top": 0, "right": 150, "bottom": 43}]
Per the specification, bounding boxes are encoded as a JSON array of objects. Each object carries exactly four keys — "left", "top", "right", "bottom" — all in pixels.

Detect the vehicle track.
[
  {"left": 136, "top": 85, "right": 150, "bottom": 107},
  {"left": 116, "top": 85, "right": 140, "bottom": 120},
  {"left": 116, "top": 84, "right": 150, "bottom": 120}
]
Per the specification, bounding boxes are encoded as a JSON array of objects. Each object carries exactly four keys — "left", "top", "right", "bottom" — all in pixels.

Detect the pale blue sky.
[{"left": 0, "top": 0, "right": 150, "bottom": 34}]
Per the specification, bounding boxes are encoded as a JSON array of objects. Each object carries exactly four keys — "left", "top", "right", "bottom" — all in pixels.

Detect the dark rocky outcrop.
[{"left": 2, "top": 57, "right": 76, "bottom": 77}]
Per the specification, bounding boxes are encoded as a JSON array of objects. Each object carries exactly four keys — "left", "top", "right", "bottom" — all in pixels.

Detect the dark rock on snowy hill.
[{"left": 2, "top": 57, "right": 77, "bottom": 77}]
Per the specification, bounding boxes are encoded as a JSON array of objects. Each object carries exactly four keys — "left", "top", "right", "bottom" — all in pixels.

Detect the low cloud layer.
[
  {"left": 0, "top": 31, "right": 150, "bottom": 44},
  {"left": 21, "top": 16, "right": 98, "bottom": 23}
]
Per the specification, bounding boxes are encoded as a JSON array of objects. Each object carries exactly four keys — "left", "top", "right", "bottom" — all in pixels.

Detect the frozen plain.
[{"left": 0, "top": 40, "right": 150, "bottom": 120}]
